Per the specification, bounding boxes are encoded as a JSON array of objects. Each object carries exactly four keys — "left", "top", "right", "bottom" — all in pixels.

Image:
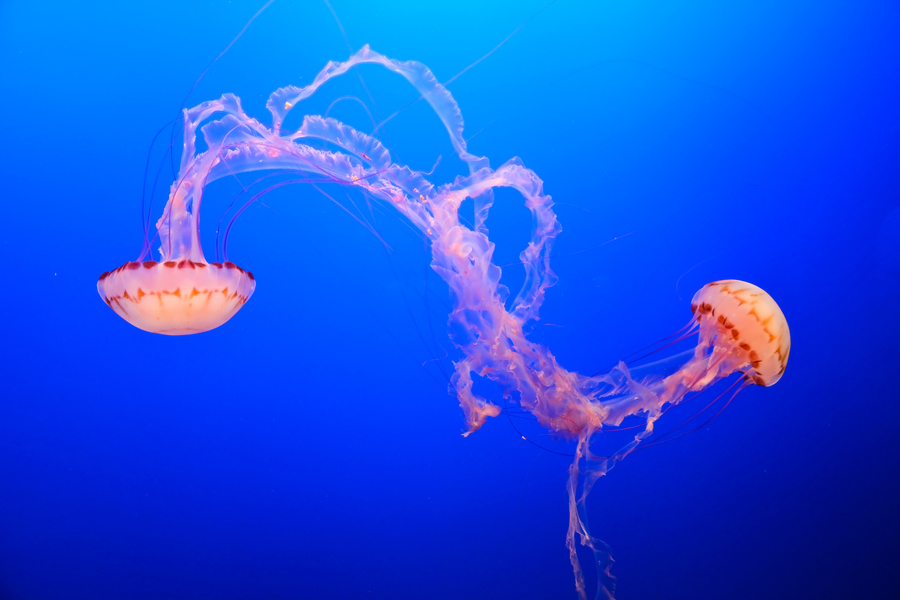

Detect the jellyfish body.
[
  {"left": 689, "top": 279, "right": 791, "bottom": 386},
  {"left": 97, "top": 47, "right": 790, "bottom": 600},
  {"left": 97, "top": 260, "right": 255, "bottom": 335}
]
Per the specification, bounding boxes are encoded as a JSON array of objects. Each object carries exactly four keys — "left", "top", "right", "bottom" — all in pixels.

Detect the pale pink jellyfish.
[
  {"left": 545, "top": 279, "right": 790, "bottom": 599},
  {"left": 97, "top": 47, "right": 790, "bottom": 599}
]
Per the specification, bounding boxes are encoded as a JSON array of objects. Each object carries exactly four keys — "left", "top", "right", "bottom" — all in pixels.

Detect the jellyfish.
[
  {"left": 97, "top": 47, "right": 790, "bottom": 599},
  {"left": 560, "top": 279, "right": 790, "bottom": 598}
]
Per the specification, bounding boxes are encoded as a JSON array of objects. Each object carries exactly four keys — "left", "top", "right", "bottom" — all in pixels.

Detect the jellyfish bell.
[
  {"left": 97, "top": 259, "right": 255, "bottom": 335},
  {"left": 687, "top": 279, "right": 791, "bottom": 387}
]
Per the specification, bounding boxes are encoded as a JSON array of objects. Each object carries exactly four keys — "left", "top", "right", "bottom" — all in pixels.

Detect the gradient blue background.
[{"left": 2, "top": 1, "right": 898, "bottom": 598}]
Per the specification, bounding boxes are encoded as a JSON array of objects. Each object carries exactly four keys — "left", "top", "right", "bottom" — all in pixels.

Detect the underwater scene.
[{"left": 1, "top": 1, "right": 898, "bottom": 599}]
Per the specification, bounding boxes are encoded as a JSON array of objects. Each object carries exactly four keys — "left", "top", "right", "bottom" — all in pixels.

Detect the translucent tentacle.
[{"left": 267, "top": 45, "right": 488, "bottom": 171}]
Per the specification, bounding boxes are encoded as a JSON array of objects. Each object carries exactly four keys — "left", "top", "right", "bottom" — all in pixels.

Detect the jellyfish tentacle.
[
  {"left": 268, "top": 46, "right": 488, "bottom": 171},
  {"left": 293, "top": 114, "right": 392, "bottom": 170}
]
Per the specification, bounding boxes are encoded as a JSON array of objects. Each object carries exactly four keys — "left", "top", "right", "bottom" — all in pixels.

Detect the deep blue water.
[{"left": 2, "top": 1, "right": 899, "bottom": 599}]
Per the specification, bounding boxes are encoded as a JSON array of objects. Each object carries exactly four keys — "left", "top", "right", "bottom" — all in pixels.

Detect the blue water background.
[{"left": 2, "top": 1, "right": 899, "bottom": 598}]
